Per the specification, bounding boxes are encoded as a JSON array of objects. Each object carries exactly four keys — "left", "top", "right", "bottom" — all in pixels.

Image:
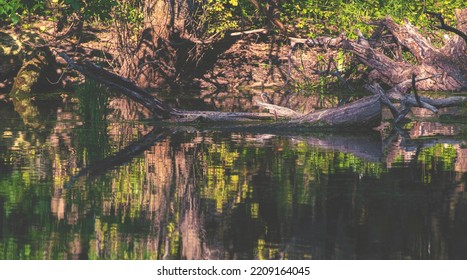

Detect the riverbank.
[{"left": 1, "top": 20, "right": 352, "bottom": 96}]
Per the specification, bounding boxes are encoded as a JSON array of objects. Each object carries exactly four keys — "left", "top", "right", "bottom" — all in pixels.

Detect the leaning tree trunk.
[
  {"left": 119, "top": 0, "right": 192, "bottom": 88},
  {"left": 343, "top": 8, "right": 466, "bottom": 92},
  {"left": 118, "top": 0, "right": 245, "bottom": 89}
]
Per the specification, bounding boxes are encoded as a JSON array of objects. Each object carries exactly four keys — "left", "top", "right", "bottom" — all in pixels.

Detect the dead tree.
[
  {"left": 58, "top": 52, "right": 466, "bottom": 130},
  {"left": 347, "top": 9, "right": 466, "bottom": 92},
  {"left": 295, "top": 8, "right": 466, "bottom": 92}
]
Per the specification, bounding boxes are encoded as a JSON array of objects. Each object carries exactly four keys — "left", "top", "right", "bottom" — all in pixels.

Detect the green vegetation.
[
  {"left": 1, "top": 0, "right": 464, "bottom": 37},
  {"left": 0, "top": 0, "right": 116, "bottom": 25},
  {"left": 281, "top": 0, "right": 465, "bottom": 37}
]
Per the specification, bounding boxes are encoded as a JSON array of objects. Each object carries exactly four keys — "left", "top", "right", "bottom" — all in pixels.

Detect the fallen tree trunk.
[
  {"left": 60, "top": 52, "right": 383, "bottom": 129},
  {"left": 58, "top": 52, "right": 466, "bottom": 130},
  {"left": 58, "top": 52, "right": 174, "bottom": 119},
  {"left": 344, "top": 13, "right": 466, "bottom": 91},
  {"left": 285, "top": 94, "right": 381, "bottom": 128},
  {"left": 292, "top": 8, "right": 467, "bottom": 92}
]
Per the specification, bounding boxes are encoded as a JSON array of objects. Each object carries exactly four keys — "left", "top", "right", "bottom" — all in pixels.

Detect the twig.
[
  {"left": 229, "top": 28, "right": 268, "bottom": 37},
  {"left": 45, "top": 68, "right": 68, "bottom": 85},
  {"left": 426, "top": 11, "right": 467, "bottom": 44},
  {"left": 394, "top": 100, "right": 412, "bottom": 124}
]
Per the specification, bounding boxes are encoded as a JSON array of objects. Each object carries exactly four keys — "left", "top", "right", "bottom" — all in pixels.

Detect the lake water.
[{"left": 1, "top": 83, "right": 467, "bottom": 259}]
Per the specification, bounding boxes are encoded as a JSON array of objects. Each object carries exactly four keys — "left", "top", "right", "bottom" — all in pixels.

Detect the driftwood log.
[
  {"left": 58, "top": 52, "right": 466, "bottom": 130},
  {"left": 59, "top": 52, "right": 383, "bottom": 129}
]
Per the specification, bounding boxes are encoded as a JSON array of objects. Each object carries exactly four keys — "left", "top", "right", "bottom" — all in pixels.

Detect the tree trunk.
[
  {"left": 118, "top": 0, "right": 241, "bottom": 89},
  {"left": 119, "top": 0, "right": 209, "bottom": 88},
  {"left": 120, "top": 0, "right": 175, "bottom": 87}
]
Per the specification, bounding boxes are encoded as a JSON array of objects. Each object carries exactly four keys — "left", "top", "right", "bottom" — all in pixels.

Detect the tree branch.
[{"left": 426, "top": 11, "right": 467, "bottom": 44}]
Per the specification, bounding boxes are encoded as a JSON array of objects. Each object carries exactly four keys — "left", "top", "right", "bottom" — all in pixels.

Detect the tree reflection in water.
[{"left": 0, "top": 85, "right": 467, "bottom": 259}]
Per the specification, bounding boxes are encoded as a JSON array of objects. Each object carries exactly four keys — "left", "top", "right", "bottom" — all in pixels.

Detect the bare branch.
[
  {"left": 255, "top": 100, "right": 303, "bottom": 118},
  {"left": 412, "top": 74, "right": 422, "bottom": 107},
  {"left": 230, "top": 29, "right": 268, "bottom": 37},
  {"left": 426, "top": 11, "right": 467, "bottom": 44}
]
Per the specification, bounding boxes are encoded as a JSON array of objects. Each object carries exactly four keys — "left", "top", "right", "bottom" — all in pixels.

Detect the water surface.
[{"left": 1, "top": 84, "right": 467, "bottom": 259}]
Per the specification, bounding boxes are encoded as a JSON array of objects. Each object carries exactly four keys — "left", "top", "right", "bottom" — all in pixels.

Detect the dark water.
[{"left": 1, "top": 83, "right": 467, "bottom": 259}]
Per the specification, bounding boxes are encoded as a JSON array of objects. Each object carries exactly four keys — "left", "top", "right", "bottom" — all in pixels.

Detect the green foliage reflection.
[{"left": 0, "top": 110, "right": 466, "bottom": 259}]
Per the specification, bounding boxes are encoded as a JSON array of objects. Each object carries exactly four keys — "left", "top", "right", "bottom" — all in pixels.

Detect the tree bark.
[
  {"left": 119, "top": 0, "right": 187, "bottom": 88},
  {"left": 118, "top": 0, "right": 238, "bottom": 89},
  {"left": 291, "top": 8, "right": 466, "bottom": 92},
  {"left": 342, "top": 9, "right": 466, "bottom": 91}
]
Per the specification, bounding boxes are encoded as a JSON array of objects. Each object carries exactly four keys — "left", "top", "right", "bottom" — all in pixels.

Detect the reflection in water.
[{"left": 1, "top": 86, "right": 467, "bottom": 260}]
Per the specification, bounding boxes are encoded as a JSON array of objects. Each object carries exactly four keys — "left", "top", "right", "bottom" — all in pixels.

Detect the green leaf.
[{"left": 10, "top": 13, "right": 20, "bottom": 24}]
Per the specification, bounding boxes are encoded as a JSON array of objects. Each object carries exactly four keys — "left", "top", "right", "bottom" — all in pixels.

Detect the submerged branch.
[{"left": 365, "top": 82, "right": 467, "bottom": 124}]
